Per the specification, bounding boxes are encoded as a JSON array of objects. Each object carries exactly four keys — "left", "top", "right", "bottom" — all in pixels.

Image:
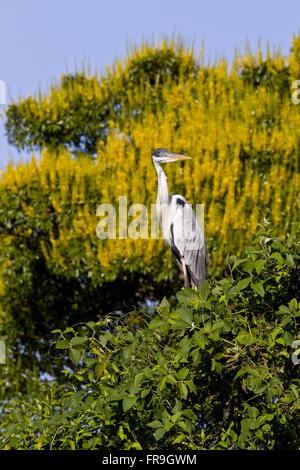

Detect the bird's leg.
[{"left": 181, "top": 257, "right": 189, "bottom": 288}]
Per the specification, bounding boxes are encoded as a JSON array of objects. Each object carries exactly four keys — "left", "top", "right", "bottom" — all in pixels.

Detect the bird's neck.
[{"left": 153, "top": 160, "right": 169, "bottom": 205}]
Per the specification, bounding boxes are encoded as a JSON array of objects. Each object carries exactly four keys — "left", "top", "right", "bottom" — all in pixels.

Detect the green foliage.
[
  {"left": 241, "top": 59, "right": 290, "bottom": 93},
  {"left": 1, "top": 226, "right": 299, "bottom": 450},
  {"left": 5, "top": 39, "right": 196, "bottom": 155}
]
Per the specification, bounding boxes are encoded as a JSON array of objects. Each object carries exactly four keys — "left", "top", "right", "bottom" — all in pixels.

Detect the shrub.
[{"left": 1, "top": 226, "right": 299, "bottom": 450}]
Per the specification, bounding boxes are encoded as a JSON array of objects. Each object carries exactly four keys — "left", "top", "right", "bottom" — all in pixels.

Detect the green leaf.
[
  {"left": 134, "top": 372, "right": 144, "bottom": 387},
  {"left": 254, "top": 259, "right": 265, "bottom": 274},
  {"left": 177, "top": 367, "right": 189, "bottom": 380},
  {"left": 246, "top": 246, "right": 260, "bottom": 254},
  {"left": 141, "top": 389, "right": 150, "bottom": 398},
  {"left": 64, "top": 327, "right": 75, "bottom": 334},
  {"left": 159, "top": 305, "right": 170, "bottom": 319},
  {"left": 51, "top": 329, "right": 61, "bottom": 334},
  {"left": 154, "top": 428, "right": 166, "bottom": 441},
  {"left": 99, "top": 334, "right": 109, "bottom": 347},
  {"left": 278, "top": 305, "right": 290, "bottom": 314},
  {"left": 198, "top": 280, "right": 210, "bottom": 300},
  {"left": 241, "top": 418, "right": 250, "bottom": 435},
  {"left": 285, "top": 254, "right": 294, "bottom": 267},
  {"left": 147, "top": 420, "right": 163, "bottom": 429},
  {"left": 167, "top": 373, "right": 177, "bottom": 384},
  {"left": 69, "top": 347, "right": 81, "bottom": 365},
  {"left": 178, "top": 421, "right": 187, "bottom": 431},
  {"left": 177, "top": 306, "right": 193, "bottom": 325},
  {"left": 194, "top": 331, "right": 205, "bottom": 349},
  {"left": 236, "top": 277, "right": 252, "bottom": 292},
  {"left": 191, "top": 347, "right": 201, "bottom": 363},
  {"left": 244, "top": 260, "right": 255, "bottom": 274},
  {"left": 95, "top": 361, "right": 106, "bottom": 379},
  {"left": 234, "top": 367, "right": 247, "bottom": 380},
  {"left": 264, "top": 413, "right": 274, "bottom": 422},
  {"left": 266, "top": 387, "right": 273, "bottom": 403},
  {"left": 247, "top": 406, "right": 259, "bottom": 419},
  {"left": 118, "top": 425, "right": 127, "bottom": 441},
  {"left": 172, "top": 433, "right": 185, "bottom": 444},
  {"left": 55, "top": 339, "right": 70, "bottom": 350},
  {"left": 271, "top": 252, "right": 283, "bottom": 265},
  {"left": 178, "top": 382, "right": 188, "bottom": 400},
  {"left": 159, "top": 376, "right": 167, "bottom": 391},
  {"left": 70, "top": 336, "right": 87, "bottom": 347},
  {"left": 237, "top": 331, "right": 253, "bottom": 346},
  {"left": 158, "top": 296, "right": 170, "bottom": 309},
  {"left": 122, "top": 396, "right": 137, "bottom": 412},
  {"left": 283, "top": 331, "right": 293, "bottom": 346},
  {"left": 270, "top": 326, "right": 282, "bottom": 340},
  {"left": 149, "top": 318, "right": 166, "bottom": 330},
  {"left": 176, "top": 288, "right": 197, "bottom": 304},
  {"left": 251, "top": 281, "right": 265, "bottom": 297},
  {"left": 232, "top": 258, "right": 247, "bottom": 271},
  {"left": 172, "top": 399, "right": 182, "bottom": 414}
]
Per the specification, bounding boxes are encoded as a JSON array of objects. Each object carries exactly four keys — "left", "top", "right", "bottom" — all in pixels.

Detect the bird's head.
[{"left": 152, "top": 148, "right": 192, "bottom": 164}]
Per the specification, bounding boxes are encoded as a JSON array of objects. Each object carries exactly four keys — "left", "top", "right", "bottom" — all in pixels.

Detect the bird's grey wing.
[
  {"left": 186, "top": 238, "right": 208, "bottom": 287},
  {"left": 169, "top": 196, "right": 208, "bottom": 287}
]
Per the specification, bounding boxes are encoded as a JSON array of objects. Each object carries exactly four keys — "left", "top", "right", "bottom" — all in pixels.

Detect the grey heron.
[{"left": 152, "top": 148, "right": 208, "bottom": 289}]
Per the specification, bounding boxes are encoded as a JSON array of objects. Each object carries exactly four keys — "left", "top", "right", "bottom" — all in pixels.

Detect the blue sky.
[{"left": 1, "top": 0, "right": 300, "bottom": 167}]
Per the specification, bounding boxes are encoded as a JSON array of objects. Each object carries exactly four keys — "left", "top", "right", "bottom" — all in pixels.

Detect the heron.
[{"left": 152, "top": 148, "right": 208, "bottom": 289}]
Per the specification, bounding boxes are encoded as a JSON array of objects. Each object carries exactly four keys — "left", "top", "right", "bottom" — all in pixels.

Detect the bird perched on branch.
[{"left": 152, "top": 148, "right": 208, "bottom": 288}]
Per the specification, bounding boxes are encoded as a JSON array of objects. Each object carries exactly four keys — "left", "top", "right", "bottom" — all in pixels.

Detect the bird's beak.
[
  {"left": 164, "top": 152, "right": 192, "bottom": 162},
  {"left": 170, "top": 154, "right": 192, "bottom": 161}
]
